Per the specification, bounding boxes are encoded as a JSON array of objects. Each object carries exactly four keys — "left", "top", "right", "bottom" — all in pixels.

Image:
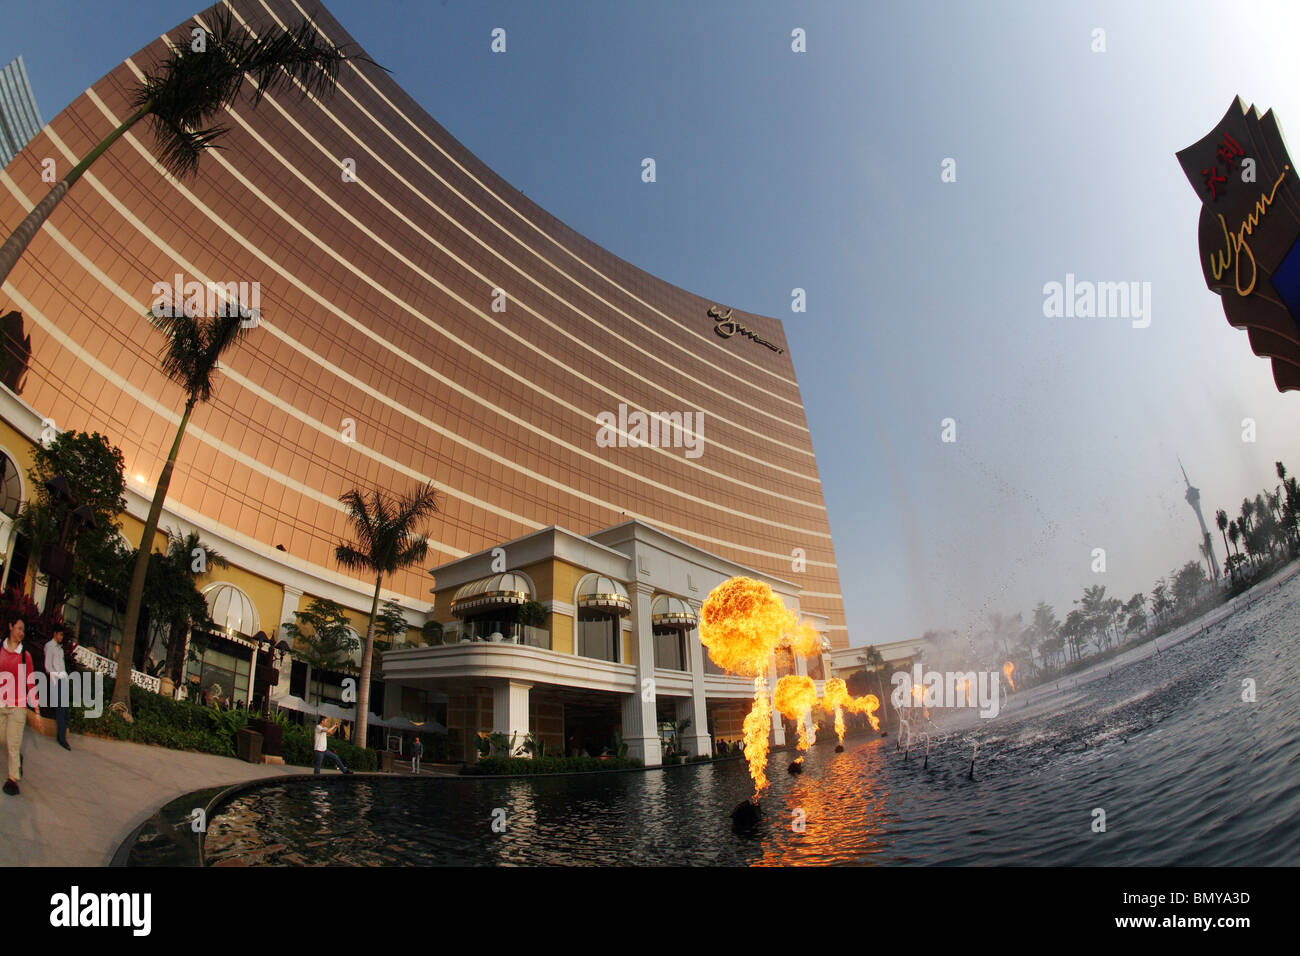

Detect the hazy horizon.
[{"left": 4, "top": 0, "right": 1300, "bottom": 647}]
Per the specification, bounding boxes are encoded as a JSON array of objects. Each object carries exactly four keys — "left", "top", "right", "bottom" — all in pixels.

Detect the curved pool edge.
[
  {"left": 110, "top": 751, "right": 788, "bottom": 866},
  {"left": 111, "top": 770, "right": 380, "bottom": 866}
]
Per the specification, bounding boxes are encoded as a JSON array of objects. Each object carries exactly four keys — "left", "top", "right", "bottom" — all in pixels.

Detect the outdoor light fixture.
[{"left": 43, "top": 474, "right": 71, "bottom": 503}]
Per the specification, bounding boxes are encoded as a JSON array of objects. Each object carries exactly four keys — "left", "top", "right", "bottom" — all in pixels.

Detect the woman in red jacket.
[{"left": 1, "top": 610, "right": 37, "bottom": 795}]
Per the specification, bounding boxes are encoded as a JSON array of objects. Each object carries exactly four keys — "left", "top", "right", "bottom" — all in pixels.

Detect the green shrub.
[
  {"left": 71, "top": 678, "right": 377, "bottom": 770},
  {"left": 461, "top": 755, "right": 643, "bottom": 776}
]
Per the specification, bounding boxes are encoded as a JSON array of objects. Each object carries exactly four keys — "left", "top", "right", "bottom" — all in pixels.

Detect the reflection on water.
[{"left": 206, "top": 573, "right": 1300, "bottom": 866}]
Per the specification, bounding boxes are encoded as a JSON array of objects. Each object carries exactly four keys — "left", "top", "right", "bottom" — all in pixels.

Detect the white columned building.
[{"left": 623, "top": 581, "right": 662, "bottom": 765}]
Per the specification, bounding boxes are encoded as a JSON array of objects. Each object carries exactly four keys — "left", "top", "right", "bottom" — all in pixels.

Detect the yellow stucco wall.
[{"left": 427, "top": 556, "right": 605, "bottom": 657}]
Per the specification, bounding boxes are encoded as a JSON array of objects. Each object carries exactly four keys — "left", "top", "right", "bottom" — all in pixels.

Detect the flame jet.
[
  {"left": 774, "top": 674, "right": 819, "bottom": 754},
  {"left": 700, "top": 577, "right": 799, "bottom": 799},
  {"left": 846, "top": 692, "right": 881, "bottom": 732},
  {"left": 821, "top": 677, "right": 851, "bottom": 745},
  {"left": 1003, "top": 661, "right": 1016, "bottom": 692}
]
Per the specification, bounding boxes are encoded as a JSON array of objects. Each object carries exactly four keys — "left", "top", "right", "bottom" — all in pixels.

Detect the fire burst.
[
  {"left": 846, "top": 692, "right": 881, "bottom": 732},
  {"left": 822, "top": 677, "right": 850, "bottom": 744},
  {"left": 1003, "top": 661, "right": 1015, "bottom": 692},
  {"left": 774, "top": 674, "right": 818, "bottom": 751},
  {"left": 700, "top": 577, "right": 803, "bottom": 799}
]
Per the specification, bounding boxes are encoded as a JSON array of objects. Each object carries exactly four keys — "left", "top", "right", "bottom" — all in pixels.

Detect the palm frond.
[
  {"left": 128, "top": 7, "right": 371, "bottom": 180},
  {"left": 334, "top": 543, "right": 370, "bottom": 572}
]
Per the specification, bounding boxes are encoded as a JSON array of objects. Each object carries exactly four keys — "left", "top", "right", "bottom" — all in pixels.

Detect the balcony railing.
[{"left": 441, "top": 620, "right": 551, "bottom": 650}]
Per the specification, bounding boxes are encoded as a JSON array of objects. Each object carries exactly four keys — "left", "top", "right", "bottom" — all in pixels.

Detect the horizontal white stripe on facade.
[{"left": 269, "top": 0, "right": 804, "bottom": 399}]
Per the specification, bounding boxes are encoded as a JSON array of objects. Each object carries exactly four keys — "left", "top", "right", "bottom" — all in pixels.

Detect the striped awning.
[
  {"left": 651, "top": 594, "right": 697, "bottom": 628},
  {"left": 577, "top": 574, "right": 630, "bottom": 616},
  {"left": 450, "top": 572, "right": 532, "bottom": 617}
]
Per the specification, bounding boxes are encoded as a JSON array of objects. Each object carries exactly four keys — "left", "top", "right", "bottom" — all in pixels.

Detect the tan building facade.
[{"left": 0, "top": 0, "right": 848, "bottom": 747}]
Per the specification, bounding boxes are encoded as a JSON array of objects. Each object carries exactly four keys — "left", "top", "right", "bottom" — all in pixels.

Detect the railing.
[
  {"left": 440, "top": 620, "right": 551, "bottom": 650},
  {"left": 73, "top": 645, "right": 161, "bottom": 694}
]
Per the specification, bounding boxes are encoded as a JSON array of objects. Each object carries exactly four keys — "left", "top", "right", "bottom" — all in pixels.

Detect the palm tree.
[
  {"left": 0, "top": 8, "right": 364, "bottom": 285},
  {"left": 1198, "top": 540, "right": 1215, "bottom": 582},
  {"left": 152, "top": 529, "right": 226, "bottom": 686},
  {"left": 110, "top": 307, "right": 251, "bottom": 717},
  {"left": 335, "top": 482, "right": 439, "bottom": 750},
  {"left": 856, "top": 645, "right": 887, "bottom": 702},
  {"left": 1216, "top": 509, "right": 1236, "bottom": 583},
  {"left": 1228, "top": 519, "right": 1242, "bottom": 558}
]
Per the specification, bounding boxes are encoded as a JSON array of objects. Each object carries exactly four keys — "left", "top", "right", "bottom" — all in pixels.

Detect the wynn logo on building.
[{"left": 1176, "top": 97, "right": 1300, "bottom": 391}]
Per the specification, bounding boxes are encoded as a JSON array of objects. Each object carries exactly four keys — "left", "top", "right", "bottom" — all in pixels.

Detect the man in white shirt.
[
  {"left": 44, "top": 624, "right": 70, "bottom": 750},
  {"left": 313, "top": 715, "right": 351, "bottom": 775}
]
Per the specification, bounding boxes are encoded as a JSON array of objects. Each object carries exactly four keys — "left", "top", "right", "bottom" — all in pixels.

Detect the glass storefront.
[{"left": 185, "top": 633, "right": 252, "bottom": 705}]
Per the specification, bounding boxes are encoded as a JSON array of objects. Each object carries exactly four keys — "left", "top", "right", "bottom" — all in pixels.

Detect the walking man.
[
  {"left": 313, "top": 714, "right": 352, "bottom": 775},
  {"left": 1, "top": 611, "right": 37, "bottom": 795},
  {"left": 44, "top": 624, "right": 70, "bottom": 750},
  {"left": 411, "top": 736, "right": 423, "bottom": 774}
]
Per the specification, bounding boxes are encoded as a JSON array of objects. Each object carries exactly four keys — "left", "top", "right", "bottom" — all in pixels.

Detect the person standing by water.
[
  {"left": 43, "top": 624, "right": 71, "bottom": 750},
  {"left": 1, "top": 611, "right": 37, "bottom": 795},
  {"left": 411, "top": 736, "right": 423, "bottom": 774},
  {"left": 313, "top": 715, "right": 352, "bottom": 775}
]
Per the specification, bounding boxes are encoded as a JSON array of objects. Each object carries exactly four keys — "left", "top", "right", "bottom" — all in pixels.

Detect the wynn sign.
[{"left": 1177, "top": 97, "right": 1300, "bottom": 391}]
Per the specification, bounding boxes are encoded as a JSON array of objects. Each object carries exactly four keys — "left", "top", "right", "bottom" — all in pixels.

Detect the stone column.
[
  {"left": 621, "top": 581, "right": 662, "bottom": 766},
  {"left": 769, "top": 650, "right": 786, "bottom": 746},
  {"left": 492, "top": 679, "right": 531, "bottom": 755},
  {"left": 271, "top": 585, "right": 303, "bottom": 703},
  {"left": 683, "top": 605, "right": 710, "bottom": 756}
]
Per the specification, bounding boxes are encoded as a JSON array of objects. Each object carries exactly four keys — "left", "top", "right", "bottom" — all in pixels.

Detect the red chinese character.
[
  {"left": 1216, "top": 133, "right": 1244, "bottom": 170},
  {"left": 1202, "top": 164, "right": 1227, "bottom": 199}
]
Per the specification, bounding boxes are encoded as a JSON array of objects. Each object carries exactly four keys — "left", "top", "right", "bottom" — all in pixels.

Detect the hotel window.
[
  {"left": 577, "top": 609, "right": 619, "bottom": 663},
  {"left": 653, "top": 625, "right": 686, "bottom": 672}
]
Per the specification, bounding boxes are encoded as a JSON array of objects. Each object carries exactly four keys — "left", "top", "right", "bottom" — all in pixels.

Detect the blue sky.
[{"left": 5, "top": 0, "right": 1300, "bottom": 646}]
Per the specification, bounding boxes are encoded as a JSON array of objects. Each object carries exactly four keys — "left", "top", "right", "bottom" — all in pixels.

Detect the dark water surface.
[{"left": 205, "top": 573, "right": 1300, "bottom": 865}]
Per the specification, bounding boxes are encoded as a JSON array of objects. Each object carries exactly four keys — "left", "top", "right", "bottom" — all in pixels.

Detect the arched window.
[
  {"left": 574, "top": 574, "right": 630, "bottom": 663},
  {"left": 0, "top": 450, "right": 23, "bottom": 519},
  {"left": 651, "top": 595, "right": 697, "bottom": 671}
]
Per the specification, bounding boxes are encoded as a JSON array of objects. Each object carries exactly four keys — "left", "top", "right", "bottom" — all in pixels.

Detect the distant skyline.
[{"left": 4, "top": 0, "right": 1300, "bottom": 645}]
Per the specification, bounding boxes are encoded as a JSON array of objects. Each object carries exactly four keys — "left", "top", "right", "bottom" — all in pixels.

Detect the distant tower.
[
  {"left": 0, "top": 55, "right": 43, "bottom": 168},
  {"left": 1180, "top": 458, "right": 1219, "bottom": 580}
]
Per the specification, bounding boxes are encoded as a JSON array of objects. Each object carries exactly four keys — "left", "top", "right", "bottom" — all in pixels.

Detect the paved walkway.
[{"left": 0, "top": 729, "right": 313, "bottom": 866}]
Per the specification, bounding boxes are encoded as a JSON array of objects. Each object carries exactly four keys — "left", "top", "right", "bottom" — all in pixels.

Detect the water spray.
[{"left": 969, "top": 740, "right": 979, "bottom": 780}]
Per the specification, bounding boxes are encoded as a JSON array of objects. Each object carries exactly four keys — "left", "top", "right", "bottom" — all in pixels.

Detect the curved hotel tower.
[{"left": 0, "top": 0, "right": 845, "bottom": 762}]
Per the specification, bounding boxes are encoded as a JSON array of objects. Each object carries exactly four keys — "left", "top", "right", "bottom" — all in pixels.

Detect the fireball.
[
  {"left": 1003, "top": 661, "right": 1016, "bottom": 692},
  {"left": 773, "top": 674, "right": 818, "bottom": 751},
  {"left": 846, "top": 693, "right": 881, "bottom": 732},
  {"left": 700, "top": 577, "right": 797, "bottom": 677},
  {"left": 785, "top": 619, "right": 823, "bottom": 659},
  {"left": 822, "top": 677, "right": 850, "bottom": 744},
  {"left": 700, "top": 577, "right": 798, "bottom": 798}
]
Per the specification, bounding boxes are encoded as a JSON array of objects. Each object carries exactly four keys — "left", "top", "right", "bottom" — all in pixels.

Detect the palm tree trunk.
[
  {"left": 110, "top": 395, "right": 195, "bottom": 714},
  {"left": 354, "top": 574, "right": 383, "bottom": 750},
  {"left": 0, "top": 103, "right": 150, "bottom": 287}
]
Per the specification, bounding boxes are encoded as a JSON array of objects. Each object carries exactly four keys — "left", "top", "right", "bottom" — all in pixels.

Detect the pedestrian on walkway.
[
  {"left": 313, "top": 715, "right": 352, "bottom": 775},
  {"left": 44, "top": 623, "right": 71, "bottom": 750},
  {"left": 1, "top": 610, "right": 37, "bottom": 795},
  {"left": 411, "top": 736, "right": 423, "bottom": 774}
]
